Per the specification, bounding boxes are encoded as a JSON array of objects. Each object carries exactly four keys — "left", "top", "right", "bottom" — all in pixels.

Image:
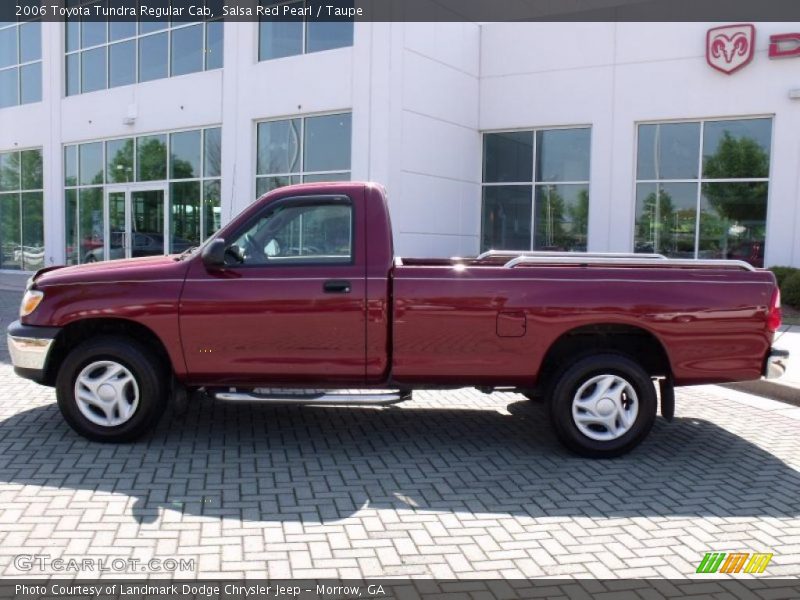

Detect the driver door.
[{"left": 179, "top": 193, "right": 367, "bottom": 385}]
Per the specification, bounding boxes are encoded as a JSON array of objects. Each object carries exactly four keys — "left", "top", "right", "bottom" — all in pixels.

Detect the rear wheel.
[
  {"left": 548, "top": 353, "right": 656, "bottom": 458},
  {"left": 56, "top": 336, "right": 167, "bottom": 442}
]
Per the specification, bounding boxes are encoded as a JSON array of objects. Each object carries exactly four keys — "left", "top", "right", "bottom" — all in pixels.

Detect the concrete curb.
[{"left": 725, "top": 381, "right": 800, "bottom": 407}]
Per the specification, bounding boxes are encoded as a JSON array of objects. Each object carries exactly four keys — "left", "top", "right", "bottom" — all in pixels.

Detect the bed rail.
[{"left": 502, "top": 255, "right": 756, "bottom": 271}]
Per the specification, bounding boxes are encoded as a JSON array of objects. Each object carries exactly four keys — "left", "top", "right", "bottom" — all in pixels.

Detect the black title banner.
[
  {"left": 3, "top": 580, "right": 800, "bottom": 600},
  {"left": 4, "top": 0, "right": 800, "bottom": 23}
]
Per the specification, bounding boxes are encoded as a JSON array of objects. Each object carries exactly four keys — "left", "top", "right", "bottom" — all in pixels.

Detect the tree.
[{"left": 702, "top": 132, "right": 768, "bottom": 222}]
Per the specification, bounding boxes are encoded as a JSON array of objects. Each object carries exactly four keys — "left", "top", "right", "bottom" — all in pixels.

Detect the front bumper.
[
  {"left": 7, "top": 320, "right": 60, "bottom": 384},
  {"left": 764, "top": 347, "right": 789, "bottom": 380}
]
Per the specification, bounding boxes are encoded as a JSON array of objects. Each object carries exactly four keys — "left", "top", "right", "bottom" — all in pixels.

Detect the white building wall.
[{"left": 479, "top": 22, "right": 800, "bottom": 267}]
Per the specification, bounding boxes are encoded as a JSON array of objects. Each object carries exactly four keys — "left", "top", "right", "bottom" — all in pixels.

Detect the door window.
[{"left": 228, "top": 201, "right": 352, "bottom": 266}]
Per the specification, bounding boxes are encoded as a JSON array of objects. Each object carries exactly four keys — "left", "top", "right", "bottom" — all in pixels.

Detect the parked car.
[{"left": 7, "top": 182, "right": 789, "bottom": 457}]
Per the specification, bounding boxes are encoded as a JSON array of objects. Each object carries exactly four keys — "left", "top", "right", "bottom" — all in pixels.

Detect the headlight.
[{"left": 20, "top": 290, "right": 44, "bottom": 318}]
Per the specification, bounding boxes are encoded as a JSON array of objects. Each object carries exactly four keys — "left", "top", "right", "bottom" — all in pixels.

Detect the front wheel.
[
  {"left": 56, "top": 336, "right": 167, "bottom": 442},
  {"left": 548, "top": 353, "right": 657, "bottom": 458}
]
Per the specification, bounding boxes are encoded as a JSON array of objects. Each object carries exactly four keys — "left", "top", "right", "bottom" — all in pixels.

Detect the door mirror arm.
[{"left": 201, "top": 238, "right": 227, "bottom": 270}]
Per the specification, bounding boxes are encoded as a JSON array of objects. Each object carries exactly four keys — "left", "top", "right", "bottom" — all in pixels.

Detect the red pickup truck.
[{"left": 7, "top": 182, "right": 788, "bottom": 457}]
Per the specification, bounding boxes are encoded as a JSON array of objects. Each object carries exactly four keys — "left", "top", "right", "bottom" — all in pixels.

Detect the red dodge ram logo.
[{"left": 706, "top": 24, "right": 755, "bottom": 74}]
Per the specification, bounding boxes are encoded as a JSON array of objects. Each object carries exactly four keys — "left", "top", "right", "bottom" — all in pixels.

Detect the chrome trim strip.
[
  {"left": 477, "top": 250, "right": 668, "bottom": 261},
  {"left": 214, "top": 389, "right": 410, "bottom": 406},
  {"left": 504, "top": 256, "right": 756, "bottom": 271},
  {"left": 7, "top": 335, "right": 54, "bottom": 371}
]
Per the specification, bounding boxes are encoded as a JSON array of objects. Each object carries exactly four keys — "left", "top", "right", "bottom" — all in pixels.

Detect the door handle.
[{"left": 323, "top": 280, "right": 351, "bottom": 294}]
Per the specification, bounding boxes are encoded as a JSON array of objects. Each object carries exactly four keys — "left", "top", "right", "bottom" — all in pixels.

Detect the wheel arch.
[
  {"left": 537, "top": 323, "right": 672, "bottom": 390},
  {"left": 44, "top": 318, "right": 174, "bottom": 386}
]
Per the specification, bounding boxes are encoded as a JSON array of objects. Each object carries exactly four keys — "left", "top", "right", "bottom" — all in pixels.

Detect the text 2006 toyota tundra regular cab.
[{"left": 7, "top": 182, "right": 789, "bottom": 457}]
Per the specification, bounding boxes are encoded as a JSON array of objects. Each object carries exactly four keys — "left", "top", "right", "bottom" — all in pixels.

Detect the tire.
[
  {"left": 56, "top": 336, "right": 167, "bottom": 442},
  {"left": 548, "top": 353, "right": 657, "bottom": 458}
]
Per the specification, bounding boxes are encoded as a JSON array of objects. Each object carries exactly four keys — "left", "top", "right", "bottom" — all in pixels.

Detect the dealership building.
[{"left": 2, "top": 18, "right": 800, "bottom": 271}]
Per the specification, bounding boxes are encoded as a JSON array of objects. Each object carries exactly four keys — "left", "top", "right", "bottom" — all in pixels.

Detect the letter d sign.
[{"left": 769, "top": 33, "right": 800, "bottom": 58}]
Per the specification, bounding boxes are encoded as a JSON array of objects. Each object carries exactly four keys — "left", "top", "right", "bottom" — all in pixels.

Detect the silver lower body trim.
[{"left": 7, "top": 335, "right": 54, "bottom": 371}]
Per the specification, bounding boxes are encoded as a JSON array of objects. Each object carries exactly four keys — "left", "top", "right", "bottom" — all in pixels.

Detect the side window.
[{"left": 228, "top": 201, "right": 353, "bottom": 266}]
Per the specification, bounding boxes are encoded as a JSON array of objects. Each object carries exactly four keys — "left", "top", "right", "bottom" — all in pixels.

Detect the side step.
[{"left": 212, "top": 388, "right": 411, "bottom": 406}]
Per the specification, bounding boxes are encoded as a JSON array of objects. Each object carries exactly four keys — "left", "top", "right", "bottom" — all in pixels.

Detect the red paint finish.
[{"left": 25, "top": 182, "right": 778, "bottom": 390}]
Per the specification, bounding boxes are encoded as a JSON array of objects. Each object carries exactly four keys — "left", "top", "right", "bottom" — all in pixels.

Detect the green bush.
[
  {"left": 770, "top": 266, "right": 798, "bottom": 287},
  {"left": 782, "top": 271, "right": 800, "bottom": 309}
]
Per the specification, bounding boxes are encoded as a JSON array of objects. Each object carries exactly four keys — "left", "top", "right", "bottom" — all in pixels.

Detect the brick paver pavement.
[{"left": 0, "top": 288, "right": 798, "bottom": 579}]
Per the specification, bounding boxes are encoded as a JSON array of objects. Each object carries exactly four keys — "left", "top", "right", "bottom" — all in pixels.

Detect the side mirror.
[{"left": 201, "top": 238, "right": 226, "bottom": 269}]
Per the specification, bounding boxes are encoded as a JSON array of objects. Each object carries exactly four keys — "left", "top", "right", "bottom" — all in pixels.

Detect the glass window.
[
  {"left": 20, "top": 149, "right": 43, "bottom": 189},
  {"left": 171, "top": 181, "right": 201, "bottom": 248},
  {"left": 81, "top": 16, "right": 106, "bottom": 48},
  {"left": 257, "top": 119, "right": 301, "bottom": 175},
  {"left": 66, "top": 17, "right": 80, "bottom": 52},
  {"left": 65, "top": 146, "right": 78, "bottom": 187},
  {"left": 0, "top": 151, "right": 19, "bottom": 191},
  {"left": 483, "top": 132, "right": 533, "bottom": 183},
  {"left": 306, "top": 21, "right": 353, "bottom": 54},
  {"left": 109, "top": 40, "right": 135, "bottom": 87},
  {"left": 203, "top": 179, "right": 221, "bottom": 239},
  {"left": 0, "top": 149, "right": 43, "bottom": 271},
  {"left": 481, "top": 127, "right": 591, "bottom": 252},
  {"left": 703, "top": 118, "right": 772, "bottom": 179},
  {"left": 255, "top": 113, "right": 352, "bottom": 197},
  {"left": 20, "top": 62, "right": 41, "bottom": 103},
  {"left": 106, "top": 138, "right": 134, "bottom": 183},
  {"left": 637, "top": 122, "right": 700, "bottom": 181},
  {"left": 78, "top": 187, "right": 104, "bottom": 263},
  {"left": 0, "top": 67, "right": 17, "bottom": 108},
  {"left": 634, "top": 182, "right": 697, "bottom": 258},
  {"left": 536, "top": 128, "right": 590, "bottom": 182},
  {"left": 534, "top": 184, "right": 589, "bottom": 251},
  {"left": 257, "top": 175, "right": 299, "bottom": 197},
  {"left": 139, "top": 32, "right": 168, "bottom": 82},
  {"left": 81, "top": 46, "right": 107, "bottom": 93},
  {"left": 66, "top": 127, "right": 222, "bottom": 263},
  {"left": 699, "top": 182, "right": 768, "bottom": 263},
  {"left": 259, "top": 8, "right": 303, "bottom": 60},
  {"left": 171, "top": 24, "right": 203, "bottom": 76},
  {"left": 481, "top": 186, "right": 532, "bottom": 251},
  {"left": 21, "top": 192, "right": 44, "bottom": 270},
  {"left": 0, "top": 26, "right": 17, "bottom": 68},
  {"left": 65, "top": 188, "right": 78, "bottom": 265},
  {"left": 259, "top": 0, "right": 353, "bottom": 61},
  {"left": 19, "top": 21, "right": 41, "bottom": 63},
  {"left": 634, "top": 118, "right": 772, "bottom": 266},
  {"left": 1, "top": 22, "right": 42, "bottom": 108},
  {"left": 136, "top": 134, "right": 167, "bottom": 181},
  {"left": 304, "top": 113, "right": 351, "bottom": 173},
  {"left": 230, "top": 202, "right": 353, "bottom": 265},
  {"left": 0, "top": 193, "right": 21, "bottom": 269},
  {"left": 110, "top": 20, "right": 136, "bottom": 42},
  {"left": 203, "top": 127, "right": 221, "bottom": 178},
  {"left": 66, "top": 53, "right": 80, "bottom": 96},
  {"left": 67, "top": 16, "right": 223, "bottom": 96},
  {"left": 79, "top": 142, "right": 104, "bottom": 185},
  {"left": 205, "top": 20, "right": 223, "bottom": 69},
  {"left": 170, "top": 130, "right": 201, "bottom": 179}
]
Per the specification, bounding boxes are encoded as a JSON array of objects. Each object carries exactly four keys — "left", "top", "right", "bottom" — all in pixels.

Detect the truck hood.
[{"left": 34, "top": 255, "right": 191, "bottom": 288}]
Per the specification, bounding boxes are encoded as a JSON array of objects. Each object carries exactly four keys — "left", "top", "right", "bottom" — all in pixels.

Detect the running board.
[{"left": 212, "top": 388, "right": 411, "bottom": 406}]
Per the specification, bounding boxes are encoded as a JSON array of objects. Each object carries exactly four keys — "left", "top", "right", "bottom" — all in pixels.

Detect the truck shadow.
[{"left": 0, "top": 397, "right": 797, "bottom": 525}]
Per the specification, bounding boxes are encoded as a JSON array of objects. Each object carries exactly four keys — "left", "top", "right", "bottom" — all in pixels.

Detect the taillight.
[{"left": 767, "top": 288, "right": 782, "bottom": 333}]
